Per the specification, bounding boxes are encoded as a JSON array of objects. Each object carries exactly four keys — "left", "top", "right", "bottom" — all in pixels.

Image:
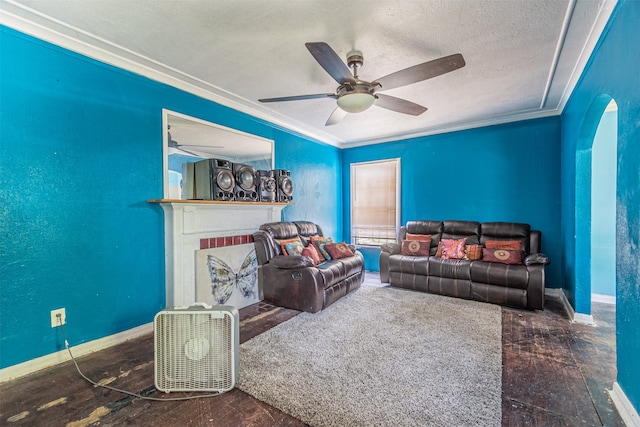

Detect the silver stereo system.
[
  {"left": 192, "top": 158, "right": 235, "bottom": 201},
  {"left": 232, "top": 163, "right": 258, "bottom": 201},
  {"left": 256, "top": 170, "right": 277, "bottom": 202},
  {"left": 274, "top": 169, "right": 293, "bottom": 203}
]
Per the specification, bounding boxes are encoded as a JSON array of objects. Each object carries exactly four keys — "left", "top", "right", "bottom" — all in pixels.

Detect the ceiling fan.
[
  {"left": 167, "top": 126, "right": 223, "bottom": 158},
  {"left": 259, "top": 42, "right": 465, "bottom": 126}
]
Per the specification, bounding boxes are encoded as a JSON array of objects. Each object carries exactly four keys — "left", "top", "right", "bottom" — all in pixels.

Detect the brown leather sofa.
[
  {"left": 253, "top": 221, "right": 365, "bottom": 313},
  {"left": 379, "top": 220, "right": 549, "bottom": 310}
]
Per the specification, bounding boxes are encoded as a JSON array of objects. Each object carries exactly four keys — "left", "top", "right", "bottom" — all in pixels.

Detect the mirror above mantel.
[{"left": 162, "top": 109, "right": 274, "bottom": 199}]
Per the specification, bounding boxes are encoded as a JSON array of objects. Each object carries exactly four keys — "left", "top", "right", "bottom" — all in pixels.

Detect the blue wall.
[
  {"left": 591, "top": 109, "right": 617, "bottom": 297},
  {"left": 0, "top": 26, "right": 339, "bottom": 369},
  {"left": 560, "top": 0, "right": 640, "bottom": 411},
  {"left": 342, "top": 117, "right": 562, "bottom": 285}
]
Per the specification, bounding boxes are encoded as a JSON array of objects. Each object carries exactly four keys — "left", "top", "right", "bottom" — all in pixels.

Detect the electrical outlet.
[{"left": 50, "top": 308, "right": 66, "bottom": 328}]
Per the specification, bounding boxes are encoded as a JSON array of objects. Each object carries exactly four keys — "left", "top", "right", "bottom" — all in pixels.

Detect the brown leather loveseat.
[
  {"left": 253, "top": 221, "right": 365, "bottom": 313},
  {"left": 379, "top": 220, "right": 549, "bottom": 310}
]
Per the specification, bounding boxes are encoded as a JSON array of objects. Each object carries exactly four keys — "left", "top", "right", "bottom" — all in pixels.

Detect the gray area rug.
[{"left": 237, "top": 286, "right": 502, "bottom": 427}]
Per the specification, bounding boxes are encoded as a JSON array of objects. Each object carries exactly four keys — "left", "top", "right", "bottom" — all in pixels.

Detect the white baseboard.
[
  {"left": 592, "top": 293, "right": 616, "bottom": 305},
  {"left": 545, "top": 288, "right": 594, "bottom": 325},
  {"left": 610, "top": 382, "right": 640, "bottom": 427},
  {"left": 0, "top": 323, "right": 153, "bottom": 384}
]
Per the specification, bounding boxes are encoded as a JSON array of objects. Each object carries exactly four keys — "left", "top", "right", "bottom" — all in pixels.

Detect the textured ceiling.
[{"left": 0, "top": 0, "right": 617, "bottom": 148}]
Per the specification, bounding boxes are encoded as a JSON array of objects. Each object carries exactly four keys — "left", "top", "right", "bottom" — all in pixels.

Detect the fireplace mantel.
[{"left": 149, "top": 199, "right": 289, "bottom": 307}]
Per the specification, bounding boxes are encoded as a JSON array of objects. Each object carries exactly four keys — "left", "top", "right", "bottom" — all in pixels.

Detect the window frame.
[{"left": 349, "top": 158, "right": 401, "bottom": 247}]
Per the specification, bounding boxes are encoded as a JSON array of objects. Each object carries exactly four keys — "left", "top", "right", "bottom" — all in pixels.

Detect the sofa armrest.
[
  {"left": 269, "top": 255, "right": 315, "bottom": 269},
  {"left": 380, "top": 242, "right": 401, "bottom": 255},
  {"left": 524, "top": 253, "right": 550, "bottom": 266}
]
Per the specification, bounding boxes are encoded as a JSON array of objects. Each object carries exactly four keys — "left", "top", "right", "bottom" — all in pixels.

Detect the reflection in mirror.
[{"left": 163, "top": 109, "right": 273, "bottom": 199}]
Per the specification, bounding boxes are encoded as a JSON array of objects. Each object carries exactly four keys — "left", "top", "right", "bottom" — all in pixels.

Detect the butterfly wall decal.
[{"left": 206, "top": 249, "right": 258, "bottom": 304}]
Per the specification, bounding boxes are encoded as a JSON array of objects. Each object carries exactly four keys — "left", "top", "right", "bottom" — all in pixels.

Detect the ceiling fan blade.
[
  {"left": 259, "top": 93, "right": 337, "bottom": 103},
  {"left": 375, "top": 93, "right": 427, "bottom": 116},
  {"left": 373, "top": 53, "right": 465, "bottom": 91},
  {"left": 305, "top": 42, "right": 355, "bottom": 84},
  {"left": 325, "top": 107, "right": 348, "bottom": 126}
]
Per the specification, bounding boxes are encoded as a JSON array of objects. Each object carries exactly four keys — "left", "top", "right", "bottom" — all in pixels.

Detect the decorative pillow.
[
  {"left": 302, "top": 245, "right": 322, "bottom": 265},
  {"left": 440, "top": 238, "right": 467, "bottom": 259},
  {"left": 485, "top": 239, "right": 522, "bottom": 251},
  {"left": 482, "top": 248, "right": 522, "bottom": 264},
  {"left": 464, "top": 244, "right": 483, "bottom": 260},
  {"left": 406, "top": 233, "right": 432, "bottom": 242},
  {"left": 311, "top": 236, "right": 334, "bottom": 260},
  {"left": 284, "top": 241, "right": 304, "bottom": 257},
  {"left": 324, "top": 242, "right": 354, "bottom": 260},
  {"left": 401, "top": 240, "right": 430, "bottom": 256},
  {"left": 280, "top": 237, "right": 302, "bottom": 255},
  {"left": 435, "top": 241, "right": 443, "bottom": 257}
]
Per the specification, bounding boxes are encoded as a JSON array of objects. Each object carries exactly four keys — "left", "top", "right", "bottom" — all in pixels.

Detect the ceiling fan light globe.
[{"left": 337, "top": 92, "right": 376, "bottom": 113}]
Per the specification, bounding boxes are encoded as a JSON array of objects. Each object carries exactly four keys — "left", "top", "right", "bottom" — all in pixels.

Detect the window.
[{"left": 350, "top": 159, "right": 400, "bottom": 246}]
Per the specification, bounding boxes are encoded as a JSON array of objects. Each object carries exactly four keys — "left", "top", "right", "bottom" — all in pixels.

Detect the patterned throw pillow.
[
  {"left": 311, "top": 236, "right": 334, "bottom": 260},
  {"left": 284, "top": 241, "right": 304, "bottom": 256},
  {"left": 406, "top": 233, "right": 432, "bottom": 242},
  {"left": 401, "top": 240, "right": 430, "bottom": 256},
  {"left": 464, "top": 244, "right": 483, "bottom": 260},
  {"left": 302, "top": 245, "right": 322, "bottom": 265},
  {"left": 440, "top": 238, "right": 467, "bottom": 259},
  {"left": 485, "top": 239, "right": 522, "bottom": 251},
  {"left": 435, "top": 241, "right": 443, "bottom": 257},
  {"left": 482, "top": 248, "right": 522, "bottom": 264},
  {"left": 324, "top": 242, "right": 354, "bottom": 260},
  {"left": 280, "top": 237, "right": 302, "bottom": 255}
]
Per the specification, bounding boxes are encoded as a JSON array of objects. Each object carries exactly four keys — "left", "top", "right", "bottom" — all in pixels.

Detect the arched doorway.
[{"left": 574, "top": 95, "right": 618, "bottom": 320}]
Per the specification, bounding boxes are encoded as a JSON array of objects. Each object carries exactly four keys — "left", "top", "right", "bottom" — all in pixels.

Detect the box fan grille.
[{"left": 154, "top": 305, "right": 239, "bottom": 393}]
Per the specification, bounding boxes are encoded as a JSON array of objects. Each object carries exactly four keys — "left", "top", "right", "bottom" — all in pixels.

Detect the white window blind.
[{"left": 350, "top": 159, "right": 400, "bottom": 246}]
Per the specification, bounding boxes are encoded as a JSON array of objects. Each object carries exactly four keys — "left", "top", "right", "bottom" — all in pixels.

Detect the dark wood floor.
[{"left": 1, "top": 283, "right": 623, "bottom": 427}]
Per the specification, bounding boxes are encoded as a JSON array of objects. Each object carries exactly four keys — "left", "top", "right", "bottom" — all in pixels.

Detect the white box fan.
[{"left": 154, "top": 304, "right": 239, "bottom": 393}]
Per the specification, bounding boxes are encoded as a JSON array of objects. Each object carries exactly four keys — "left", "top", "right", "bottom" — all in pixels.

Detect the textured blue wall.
[
  {"left": 342, "top": 117, "right": 562, "bottom": 284},
  {"left": 560, "top": 0, "right": 640, "bottom": 411},
  {"left": 273, "top": 130, "right": 343, "bottom": 241},
  {"left": 0, "top": 26, "right": 338, "bottom": 369}
]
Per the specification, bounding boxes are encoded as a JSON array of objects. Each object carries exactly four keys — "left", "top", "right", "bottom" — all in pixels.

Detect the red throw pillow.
[
  {"left": 465, "top": 244, "right": 483, "bottom": 260},
  {"left": 440, "top": 238, "right": 467, "bottom": 259},
  {"left": 324, "top": 242, "right": 354, "bottom": 260},
  {"left": 406, "top": 233, "right": 432, "bottom": 242},
  {"left": 485, "top": 239, "right": 522, "bottom": 251},
  {"left": 401, "top": 240, "right": 430, "bottom": 256},
  {"left": 482, "top": 248, "right": 522, "bottom": 264},
  {"left": 435, "top": 241, "right": 443, "bottom": 257},
  {"left": 302, "top": 245, "right": 322, "bottom": 265}
]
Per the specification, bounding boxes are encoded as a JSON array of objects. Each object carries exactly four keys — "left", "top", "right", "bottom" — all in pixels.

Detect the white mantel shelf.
[{"left": 149, "top": 199, "right": 290, "bottom": 307}]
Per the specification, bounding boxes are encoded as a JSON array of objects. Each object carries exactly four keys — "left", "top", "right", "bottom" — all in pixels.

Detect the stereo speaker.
[
  {"left": 273, "top": 169, "right": 293, "bottom": 202},
  {"left": 255, "top": 170, "right": 276, "bottom": 202},
  {"left": 232, "top": 163, "right": 258, "bottom": 201},
  {"left": 194, "top": 158, "right": 235, "bottom": 201}
]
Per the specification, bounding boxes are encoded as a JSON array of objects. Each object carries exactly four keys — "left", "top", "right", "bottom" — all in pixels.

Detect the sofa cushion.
[
  {"left": 481, "top": 222, "right": 530, "bottom": 253},
  {"left": 465, "top": 244, "right": 483, "bottom": 260},
  {"left": 316, "top": 256, "right": 362, "bottom": 289},
  {"left": 401, "top": 239, "right": 431, "bottom": 256},
  {"left": 442, "top": 221, "right": 481, "bottom": 245},
  {"left": 280, "top": 237, "right": 303, "bottom": 255},
  {"left": 325, "top": 242, "right": 354, "bottom": 259},
  {"left": 428, "top": 257, "right": 472, "bottom": 280},
  {"left": 485, "top": 239, "right": 522, "bottom": 251},
  {"left": 482, "top": 248, "right": 522, "bottom": 264},
  {"left": 406, "top": 233, "right": 432, "bottom": 242},
  {"left": 388, "top": 255, "right": 429, "bottom": 276},
  {"left": 470, "top": 261, "right": 529, "bottom": 289},
  {"left": 311, "top": 236, "right": 334, "bottom": 260},
  {"left": 302, "top": 245, "right": 322, "bottom": 265},
  {"left": 441, "top": 238, "right": 467, "bottom": 259}
]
